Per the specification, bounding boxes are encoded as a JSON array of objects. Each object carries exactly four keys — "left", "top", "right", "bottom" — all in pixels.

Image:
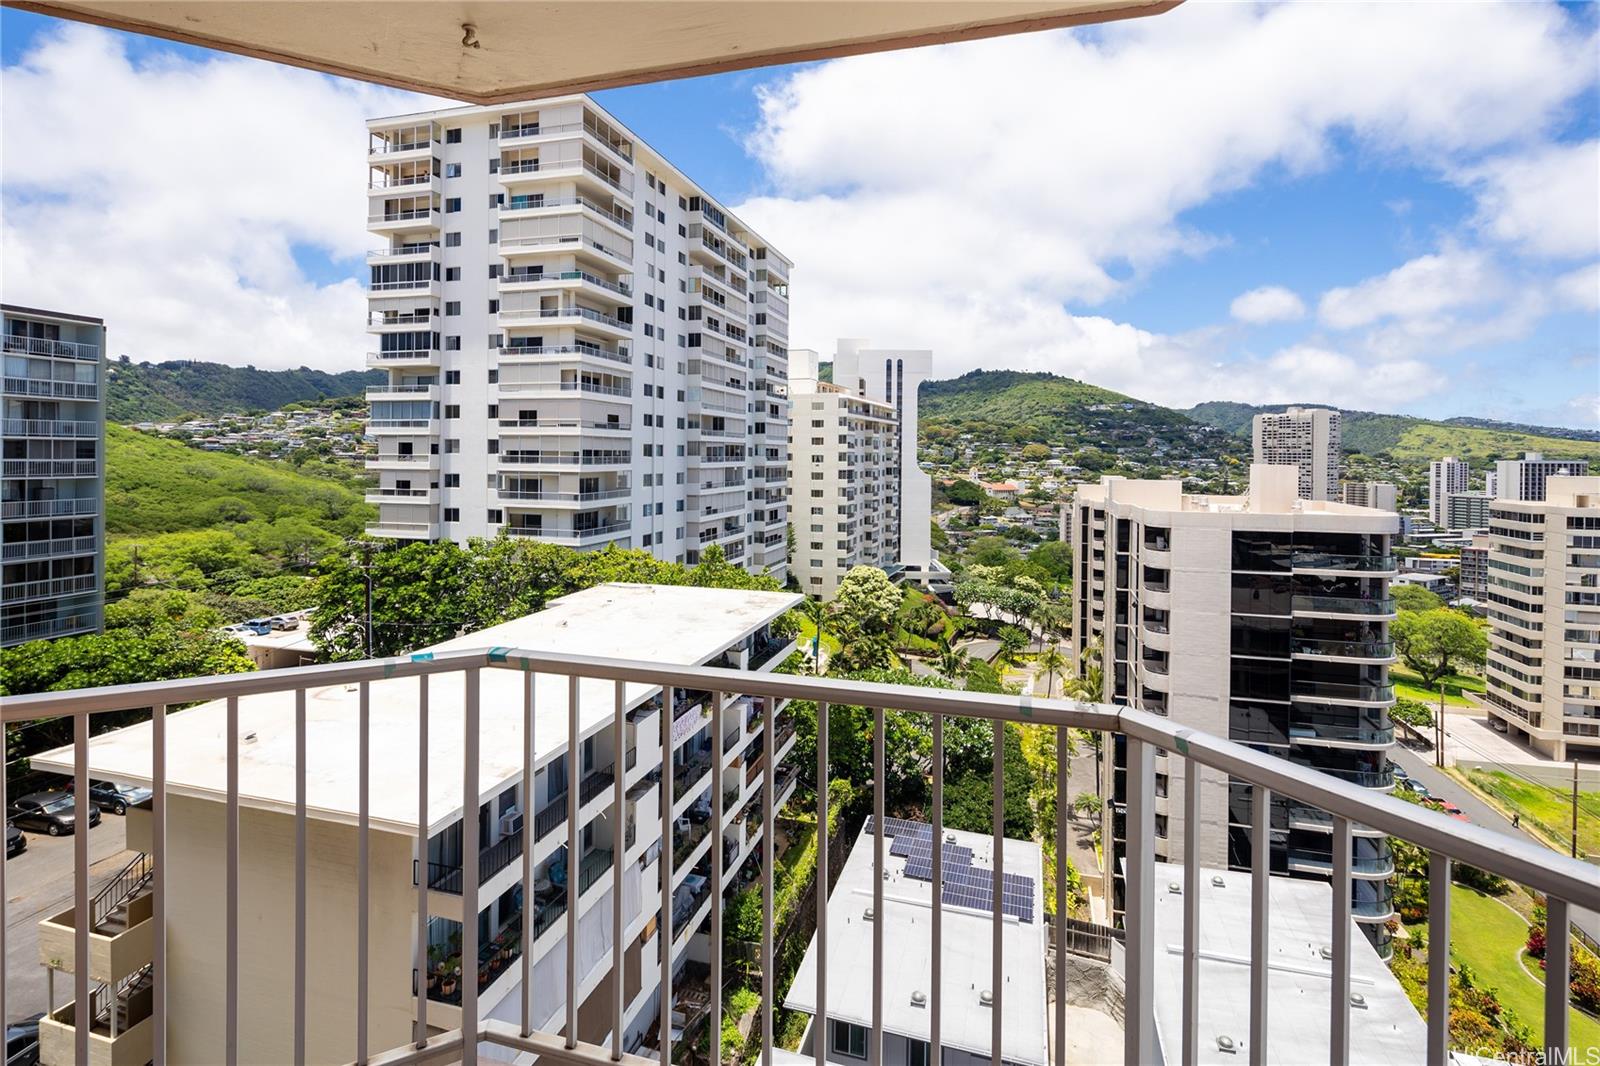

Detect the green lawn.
[
  {"left": 1447, "top": 885, "right": 1600, "bottom": 1051},
  {"left": 1392, "top": 666, "right": 1484, "bottom": 707},
  {"left": 1464, "top": 768, "right": 1600, "bottom": 858}
]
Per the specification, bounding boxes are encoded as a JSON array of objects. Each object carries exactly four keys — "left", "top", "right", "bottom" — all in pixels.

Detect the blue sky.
[{"left": 2, "top": 4, "right": 1596, "bottom": 427}]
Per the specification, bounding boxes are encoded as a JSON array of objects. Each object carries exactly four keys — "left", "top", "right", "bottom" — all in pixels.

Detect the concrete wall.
[{"left": 164, "top": 796, "right": 417, "bottom": 1065}]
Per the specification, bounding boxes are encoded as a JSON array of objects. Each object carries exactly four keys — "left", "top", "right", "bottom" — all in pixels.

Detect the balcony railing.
[
  {"left": 1293, "top": 595, "right": 1398, "bottom": 616},
  {"left": 2, "top": 335, "right": 100, "bottom": 360},
  {"left": 426, "top": 829, "right": 524, "bottom": 894},
  {"left": 1292, "top": 553, "right": 1399, "bottom": 572},
  {"left": 1, "top": 497, "right": 99, "bottom": 519},
  {"left": 6, "top": 650, "right": 1595, "bottom": 1066},
  {"left": 1292, "top": 638, "right": 1396, "bottom": 659}
]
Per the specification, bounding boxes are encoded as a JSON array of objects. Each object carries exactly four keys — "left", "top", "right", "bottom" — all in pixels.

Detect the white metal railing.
[
  {"left": 368, "top": 350, "right": 438, "bottom": 362},
  {"left": 499, "top": 344, "right": 631, "bottom": 365},
  {"left": 499, "top": 487, "right": 631, "bottom": 503},
  {"left": 501, "top": 197, "right": 634, "bottom": 232},
  {"left": 2, "top": 458, "right": 98, "bottom": 478},
  {"left": 1, "top": 497, "right": 98, "bottom": 519},
  {"left": 497, "top": 380, "right": 630, "bottom": 398},
  {"left": 3, "top": 652, "right": 1595, "bottom": 1066},
  {"left": 2, "top": 418, "right": 98, "bottom": 437},
  {"left": 500, "top": 268, "right": 632, "bottom": 295},
  {"left": 5, "top": 572, "right": 98, "bottom": 600},
  {"left": 504, "top": 522, "right": 631, "bottom": 540},
  {"left": 499, "top": 306, "right": 629, "bottom": 331},
  {"left": 1, "top": 335, "right": 101, "bottom": 360},
  {"left": 2, "top": 377, "right": 99, "bottom": 400},
  {"left": 498, "top": 232, "right": 632, "bottom": 262},
  {"left": 366, "top": 384, "right": 437, "bottom": 396},
  {"left": 1, "top": 535, "right": 97, "bottom": 560},
  {"left": 369, "top": 279, "right": 437, "bottom": 292}
]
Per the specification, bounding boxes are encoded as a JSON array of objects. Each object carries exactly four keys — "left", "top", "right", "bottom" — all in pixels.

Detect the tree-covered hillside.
[
  {"left": 103, "top": 424, "right": 374, "bottom": 614},
  {"left": 1187, "top": 401, "right": 1600, "bottom": 463},
  {"left": 107, "top": 359, "right": 381, "bottom": 422}
]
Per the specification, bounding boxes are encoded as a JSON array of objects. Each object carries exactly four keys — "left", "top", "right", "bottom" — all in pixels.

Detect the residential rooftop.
[
  {"left": 1078, "top": 465, "right": 1399, "bottom": 526},
  {"left": 34, "top": 584, "right": 798, "bottom": 835},
  {"left": 1150, "top": 861, "right": 1425, "bottom": 1065},
  {"left": 784, "top": 821, "right": 1049, "bottom": 1066}
]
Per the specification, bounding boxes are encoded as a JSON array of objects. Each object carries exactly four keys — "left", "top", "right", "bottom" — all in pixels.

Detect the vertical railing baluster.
[
  {"left": 152, "top": 703, "right": 167, "bottom": 1065},
  {"left": 1545, "top": 896, "right": 1571, "bottom": 1065},
  {"left": 566, "top": 674, "right": 581, "bottom": 1046},
  {"left": 521, "top": 669, "right": 535, "bottom": 1037},
  {"left": 357, "top": 680, "right": 370, "bottom": 1063},
  {"left": 1249, "top": 787, "right": 1270, "bottom": 1066},
  {"left": 763, "top": 689, "right": 776, "bottom": 1066},
  {"left": 295, "top": 688, "right": 308, "bottom": 1066},
  {"left": 872, "top": 707, "right": 885, "bottom": 1066},
  {"left": 815, "top": 702, "right": 829, "bottom": 1066},
  {"left": 991, "top": 720, "right": 1004, "bottom": 1066},
  {"left": 1181, "top": 758, "right": 1199, "bottom": 1066},
  {"left": 711, "top": 693, "right": 725, "bottom": 1066},
  {"left": 462, "top": 669, "right": 481, "bottom": 1066},
  {"left": 224, "top": 695, "right": 238, "bottom": 1065},
  {"left": 1, "top": 723, "right": 9, "bottom": 1052},
  {"left": 660, "top": 687, "right": 675, "bottom": 1065},
  {"left": 1123, "top": 737, "right": 1155, "bottom": 1066},
  {"left": 613, "top": 680, "right": 627, "bottom": 1060},
  {"left": 74, "top": 711, "right": 90, "bottom": 1064},
  {"left": 1426, "top": 853, "right": 1450, "bottom": 1066},
  {"left": 1329, "top": 818, "right": 1351, "bottom": 1066},
  {"left": 1053, "top": 723, "right": 1066, "bottom": 1066},
  {"left": 415, "top": 677, "right": 429, "bottom": 1049},
  {"left": 932, "top": 713, "right": 943, "bottom": 1066}
]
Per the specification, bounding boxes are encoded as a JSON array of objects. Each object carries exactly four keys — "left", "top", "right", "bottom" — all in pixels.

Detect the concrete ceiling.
[{"left": 7, "top": 1, "right": 1181, "bottom": 103}]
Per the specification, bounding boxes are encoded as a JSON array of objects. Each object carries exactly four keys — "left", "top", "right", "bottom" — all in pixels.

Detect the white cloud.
[
  {"left": 1554, "top": 262, "right": 1600, "bottom": 313},
  {"left": 1230, "top": 286, "right": 1306, "bottom": 324},
  {"left": 1317, "top": 249, "right": 1502, "bottom": 330},
  {"left": 1, "top": 24, "right": 430, "bottom": 369},
  {"left": 1463, "top": 139, "right": 1600, "bottom": 259},
  {"left": 734, "top": 1, "right": 1595, "bottom": 409}
]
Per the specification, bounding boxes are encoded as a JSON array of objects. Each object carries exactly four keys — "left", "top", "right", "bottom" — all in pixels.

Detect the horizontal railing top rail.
[{"left": 6, "top": 647, "right": 1594, "bottom": 908}]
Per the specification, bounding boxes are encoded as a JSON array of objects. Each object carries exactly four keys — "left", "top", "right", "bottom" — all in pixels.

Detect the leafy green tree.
[
  {"left": 311, "top": 540, "right": 471, "bottom": 659},
  {"left": 1389, "top": 697, "right": 1434, "bottom": 729},
  {"left": 1026, "top": 540, "right": 1073, "bottom": 585},
  {"left": 942, "top": 479, "right": 984, "bottom": 508},
  {"left": 966, "top": 536, "right": 1019, "bottom": 568},
  {"left": 1392, "top": 609, "right": 1487, "bottom": 687},
  {"left": 997, "top": 626, "right": 1029, "bottom": 665},
  {"left": 942, "top": 727, "right": 1033, "bottom": 837},
  {"left": 828, "top": 566, "right": 901, "bottom": 673},
  {"left": 1020, "top": 443, "right": 1051, "bottom": 460},
  {"left": 1072, "top": 793, "right": 1103, "bottom": 819},
  {"left": 460, "top": 536, "right": 580, "bottom": 630},
  {"left": 1393, "top": 584, "right": 1444, "bottom": 612}
]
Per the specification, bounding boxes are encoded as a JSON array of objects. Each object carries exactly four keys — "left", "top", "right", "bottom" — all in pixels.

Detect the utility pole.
[
  {"left": 810, "top": 596, "right": 825, "bottom": 675},
  {"left": 1435, "top": 681, "right": 1446, "bottom": 769},
  {"left": 130, "top": 543, "right": 140, "bottom": 585},
  {"left": 348, "top": 539, "right": 379, "bottom": 659},
  {"left": 1574, "top": 759, "right": 1581, "bottom": 860}
]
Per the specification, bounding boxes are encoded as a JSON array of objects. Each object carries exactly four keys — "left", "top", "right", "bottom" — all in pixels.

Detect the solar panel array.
[{"left": 869, "top": 816, "right": 1035, "bottom": 923}]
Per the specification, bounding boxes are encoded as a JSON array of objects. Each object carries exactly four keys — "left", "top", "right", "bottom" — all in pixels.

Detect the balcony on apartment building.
[
  {"left": 498, "top": 340, "right": 632, "bottom": 368},
  {"left": 7, "top": 642, "right": 1596, "bottom": 1066},
  {"left": 499, "top": 263, "right": 632, "bottom": 294}
]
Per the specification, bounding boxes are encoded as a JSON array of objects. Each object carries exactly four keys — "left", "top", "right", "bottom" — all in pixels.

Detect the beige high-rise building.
[
  {"left": 364, "top": 96, "right": 791, "bottom": 581},
  {"left": 1340, "top": 480, "right": 1396, "bottom": 511},
  {"left": 1252, "top": 407, "right": 1341, "bottom": 501},
  {"left": 1429, "top": 456, "right": 1470, "bottom": 526},
  {"left": 1482, "top": 476, "right": 1600, "bottom": 759},
  {"left": 1071, "top": 465, "right": 1399, "bottom": 956}
]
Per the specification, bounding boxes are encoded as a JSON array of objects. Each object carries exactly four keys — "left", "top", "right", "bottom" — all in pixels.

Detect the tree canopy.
[{"left": 1392, "top": 608, "right": 1488, "bottom": 686}]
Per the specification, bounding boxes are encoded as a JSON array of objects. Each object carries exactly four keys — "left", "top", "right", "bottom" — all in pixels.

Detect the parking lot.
[{"left": 3, "top": 813, "right": 134, "bottom": 1022}]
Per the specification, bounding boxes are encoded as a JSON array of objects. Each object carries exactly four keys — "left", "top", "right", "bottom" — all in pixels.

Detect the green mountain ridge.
[
  {"left": 1186, "top": 401, "right": 1600, "bottom": 464},
  {"left": 106, "top": 359, "right": 381, "bottom": 422}
]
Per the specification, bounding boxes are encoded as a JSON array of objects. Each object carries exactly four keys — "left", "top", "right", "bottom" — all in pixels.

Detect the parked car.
[
  {"left": 4, "top": 1013, "right": 42, "bottom": 1066},
  {"left": 1400, "top": 778, "right": 1431, "bottom": 799},
  {"left": 268, "top": 615, "right": 300, "bottom": 631},
  {"left": 8, "top": 791, "right": 99, "bottom": 836},
  {"left": 83, "top": 780, "right": 153, "bottom": 816},
  {"left": 5, "top": 823, "right": 25, "bottom": 859},
  {"left": 243, "top": 619, "right": 273, "bottom": 635}
]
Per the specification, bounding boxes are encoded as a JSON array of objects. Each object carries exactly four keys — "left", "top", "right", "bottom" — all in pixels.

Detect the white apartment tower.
[
  {"left": 364, "top": 97, "right": 791, "bottom": 581},
  {"left": 1340, "top": 480, "right": 1397, "bottom": 511},
  {"left": 2, "top": 305, "right": 105, "bottom": 646},
  {"left": 1493, "top": 452, "right": 1590, "bottom": 503},
  {"left": 1071, "top": 465, "right": 1399, "bottom": 957},
  {"left": 1482, "top": 477, "right": 1600, "bottom": 760},
  {"left": 1252, "top": 407, "right": 1341, "bottom": 501},
  {"left": 787, "top": 349, "right": 900, "bottom": 597},
  {"left": 1428, "top": 457, "right": 1470, "bottom": 526}
]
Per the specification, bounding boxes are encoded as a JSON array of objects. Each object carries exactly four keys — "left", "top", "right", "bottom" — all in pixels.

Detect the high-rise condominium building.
[
  {"left": 1445, "top": 490, "right": 1491, "bottom": 532},
  {"left": 1340, "top": 480, "right": 1396, "bottom": 511},
  {"left": 1484, "top": 470, "right": 1500, "bottom": 500},
  {"left": 2, "top": 305, "right": 105, "bottom": 646},
  {"left": 364, "top": 97, "right": 791, "bottom": 581},
  {"left": 1494, "top": 452, "right": 1590, "bottom": 503},
  {"left": 34, "top": 584, "right": 801, "bottom": 1063},
  {"left": 785, "top": 339, "right": 938, "bottom": 597},
  {"left": 1252, "top": 407, "right": 1341, "bottom": 501},
  {"left": 1428, "top": 457, "right": 1470, "bottom": 526},
  {"left": 1459, "top": 533, "right": 1490, "bottom": 598},
  {"left": 1071, "top": 465, "right": 1399, "bottom": 957},
  {"left": 1482, "top": 477, "right": 1600, "bottom": 760}
]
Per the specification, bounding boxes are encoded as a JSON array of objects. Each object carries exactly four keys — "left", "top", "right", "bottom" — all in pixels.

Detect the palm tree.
[
  {"left": 1038, "top": 643, "right": 1068, "bottom": 698},
  {"left": 935, "top": 639, "right": 972, "bottom": 684},
  {"left": 1062, "top": 638, "right": 1105, "bottom": 793},
  {"left": 997, "top": 625, "right": 1029, "bottom": 666}
]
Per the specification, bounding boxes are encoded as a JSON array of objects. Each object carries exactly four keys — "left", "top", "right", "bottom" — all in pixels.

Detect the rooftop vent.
[
  {"left": 1217, "top": 1035, "right": 1238, "bottom": 1054},
  {"left": 1351, "top": 993, "right": 1368, "bottom": 1010},
  {"left": 911, "top": 990, "right": 927, "bottom": 1008},
  {"left": 244, "top": 732, "right": 258, "bottom": 743},
  {"left": 1168, "top": 882, "right": 1182, "bottom": 894},
  {"left": 1320, "top": 945, "right": 1334, "bottom": 960},
  {"left": 979, "top": 990, "right": 994, "bottom": 1007},
  {"left": 1211, "top": 875, "right": 1226, "bottom": 888},
  {"left": 863, "top": 907, "right": 875, "bottom": 922}
]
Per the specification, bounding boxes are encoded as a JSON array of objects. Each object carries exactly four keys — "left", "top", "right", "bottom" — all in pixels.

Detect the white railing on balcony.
[
  {"left": 1, "top": 458, "right": 98, "bottom": 478},
  {"left": 501, "top": 268, "right": 632, "bottom": 295},
  {"left": 3, "top": 653, "right": 1595, "bottom": 1066},
  {"left": 1, "top": 497, "right": 98, "bottom": 519},
  {"left": 3, "top": 377, "right": 99, "bottom": 400},
  {"left": 499, "top": 344, "right": 631, "bottom": 365},
  {"left": 1, "top": 335, "right": 101, "bottom": 360},
  {"left": 1, "top": 535, "right": 98, "bottom": 560},
  {"left": 500, "top": 197, "right": 634, "bottom": 232},
  {"left": 499, "top": 305, "right": 629, "bottom": 331},
  {"left": 2, "top": 418, "right": 98, "bottom": 437}
]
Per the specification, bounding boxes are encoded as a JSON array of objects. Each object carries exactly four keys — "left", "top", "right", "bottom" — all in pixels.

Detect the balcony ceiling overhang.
[{"left": 8, "top": 0, "right": 1181, "bottom": 104}]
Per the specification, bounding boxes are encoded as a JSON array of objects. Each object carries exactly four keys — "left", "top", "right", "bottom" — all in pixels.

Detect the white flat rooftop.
[
  {"left": 1150, "top": 861, "right": 1425, "bottom": 1065},
  {"left": 34, "top": 584, "right": 798, "bottom": 835},
  {"left": 784, "top": 822, "right": 1049, "bottom": 1066}
]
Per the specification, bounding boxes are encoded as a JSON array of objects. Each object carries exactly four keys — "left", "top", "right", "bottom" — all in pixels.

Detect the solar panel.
[{"left": 872, "top": 818, "right": 1037, "bottom": 922}]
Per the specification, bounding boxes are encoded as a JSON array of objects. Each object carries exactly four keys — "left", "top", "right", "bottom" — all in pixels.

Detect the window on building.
[
  {"left": 444, "top": 405, "right": 460, "bottom": 419},
  {"left": 445, "top": 336, "right": 461, "bottom": 351},
  {"left": 444, "top": 474, "right": 460, "bottom": 488},
  {"left": 445, "top": 302, "right": 461, "bottom": 316},
  {"left": 488, "top": 228, "right": 498, "bottom": 244},
  {"left": 444, "top": 162, "right": 462, "bottom": 178},
  {"left": 445, "top": 128, "right": 462, "bottom": 143},
  {"left": 445, "top": 267, "right": 461, "bottom": 281},
  {"left": 445, "top": 232, "right": 461, "bottom": 247},
  {"left": 445, "top": 370, "right": 461, "bottom": 384},
  {"left": 445, "top": 198, "right": 461, "bottom": 213},
  {"left": 487, "top": 369, "right": 498, "bottom": 383},
  {"left": 487, "top": 509, "right": 502, "bottom": 524},
  {"left": 444, "top": 507, "right": 460, "bottom": 521},
  {"left": 445, "top": 439, "right": 460, "bottom": 453}
]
